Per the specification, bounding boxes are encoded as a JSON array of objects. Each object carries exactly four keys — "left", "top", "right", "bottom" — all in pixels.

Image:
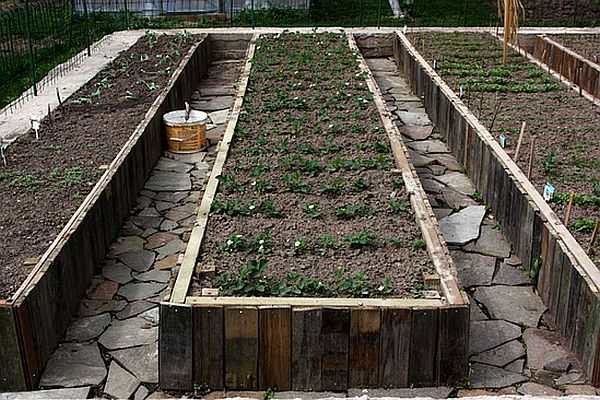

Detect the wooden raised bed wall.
[
  {"left": 0, "top": 35, "right": 211, "bottom": 391},
  {"left": 159, "top": 33, "right": 470, "bottom": 393},
  {"left": 392, "top": 32, "right": 600, "bottom": 385}
]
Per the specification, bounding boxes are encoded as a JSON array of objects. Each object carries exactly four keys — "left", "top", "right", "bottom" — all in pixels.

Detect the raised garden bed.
[
  {"left": 550, "top": 34, "right": 600, "bottom": 64},
  {"left": 0, "top": 32, "right": 211, "bottom": 390},
  {"left": 160, "top": 32, "right": 468, "bottom": 393},
  {"left": 409, "top": 31, "right": 600, "bottom": 265},
  {"left": 395, "top": 31, "right": 600, "bottom": 386}
]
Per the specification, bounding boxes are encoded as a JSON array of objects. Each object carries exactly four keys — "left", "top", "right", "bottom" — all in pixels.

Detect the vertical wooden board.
[
  {"left": 580, "top": 292, "right": 600, "bottom": 375},
  {"left": 438, "top": 306, "right": 469, "bottom": 385},
  {"left": 379, "top": 308, "right": 411, "bottom": 388},
  {"left": 537, "top": 225, "right": 552, "bottom": 303},
  {"left": 564, "top": 268, "right": 583, "bottom": 348},
  {"left": 224, "top": 306, "right": 258, "bottom": 390},
  {"left": 556, "top": 249, "right": 573, "bottom": 337},
  {"left": 528, "top": 208, "right": 543, "bottom": 277},
  {"left": 573, "top": 281, "right": 593, "bottom": 359},
  {"left": 409, "top": 308, "right": 439, "bottom": 387},
  {"left": 258, "top": 307, "right": 291, "bottom": 391},
  {"left": 0, "top": 306, "right": 27, "bottom": 391},
  {"left": 479, "top": 145, "right": 490, "bottom": 204},
  {"left": 193, "top": 306, "right": 224, "bottom": 390},
  {"left": 349, "top": 308, "right": 381, "bottom": 388},
  {"left": 321, "top": 308, "right": 350, "bottom": 391},
  {"left": 160, "top": 303, "right": 193, "bottom": 391},
  {"left": 291, "top": 308, "right": 322, "bottom": 391},
  {"left": 548, "top": 243, "right": 565, "bottom": 328}
]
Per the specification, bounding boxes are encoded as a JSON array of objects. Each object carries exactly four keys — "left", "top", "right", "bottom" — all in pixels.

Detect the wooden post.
[
  {"left": 564, "top": 192, "right": 575, "bottom": 226},
  {"left": 588, "top": 220, "right": 600, "bottom": 254},
  {"left": 514, "top": 121, "right": 526, "bottom": 160},
  {"left": 527, "top": 136, "right": 535, "bottom": 179}
]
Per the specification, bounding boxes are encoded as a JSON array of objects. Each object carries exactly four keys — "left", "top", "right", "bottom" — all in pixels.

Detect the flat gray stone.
[
  {"left": 518, "top": 382, "right": 562, "bottom": 396},
  {"left": 469, "top": 296, "right": 488, "bottom": 321},
  {"left": 139, "top": 207, "right": 160, "bottom": 217},
  {"left": 131, "top": 215, "right": 163, "bottom": 229},
  {"left": 118, "top": 282, "right": 167, "bottom": 301},
  {"left": 439, "top": 206, "right": 486, "bottom": 245},
  {"left": 435, "top": 171, "right": 476, "bottom": 195},
  {"left": 155, "top": 239, "right": 185, "bottom": 259},
  {"left": 145, "top": 232, "right": 178, "bottom": 250},
  {"left": 79, "top": 299, "right": 127, "bottom": 317},
  {"left": 40, "top": 343, "right": 106, "bottom": 387},
  {"left": 408, "top": 140, "right": 449, "bottom": 154},
  {"left": 436, "top": 153, "right": 463, "bottom": 171},
  {"left": 192, "top": 95, "right": 233, "bottom": 111},
  {"left": 104, "top": 361, "right": 140, "bottom": 399},
  {"left": 110, "top": 342, "right": 159, "bottom": 383},
  {"left": 408, "top": 151, "right": 435, "bottom": 167},
  {"left": 471, "top": 340, "right": 526, "bottom": 367},
  {"left": 164, "top": 151, "right": 206, "bottom": 165},
  {"left": 399, "top": 125, "right": 433, "bottom": 141},
  {"left": 434, "top": 208, "right": 452, "bottom": 220},
  {"left": 116, "top": 300, "right": 156, "bottom": 320},
  {"left": 493, "top": 263, "right": 531, "bottom": 286},
  {"left": 442, "top": 187, "right": 478, "bottom": 210},
  {"left": 110, "top": 236, "right": 144, "bottom": 255},
  {"left": 544, "top": 356, "right": 572, "bottom": 372},
  {"left": 464, "top": 224, "right": 512, "bottom": 258},
  {"left": 556, "top": 372, "right": 586, "bottom": 386},
  {"left": 65, "top": 313, "right": 111, "bottom": 342},
  {"left": 451, "top": 251, "right": 495, "bottom": 288},
  {"left": 347, "top": 387, "right": 452, "bottom": 398},
  {"left": 134, "top": 385, "right": 150, "bottom": 400},
  {"left": 523, "top": 328, "right": 574, "bottom": 371},
  {"left": 564, "top": 384, "right": 597, "bottom": 395},
  {"left": 209, "top": 109, "right": 229, "bottom": 125},
  {"left": 505, "top": 359, "right": 525, "bottom": 373},
  {"left": 102, "top": 262, "right": 133, "bottom": 284},
  {"left": 420, "top": 178, "right": 445, "bottom": 194},
  {"left": 99, "top": 317, "right": 158, "bottom": 350},
  {"left": 366, "top": 58, "right": 396, "bottom": 71},
  {"left": 154, "top": 157, "right": 193, "bottom": 174},
  {"left": 397, "top": 110, "right": 431, "bottom": 126},
  {"left": 274, "top": 391, "right": 345, "bottom": 399},
  {"left": 155, "top": 200, "right": 175, "bottom": 212},
  {"left": 139, "top": 307, "right": 160, "bottom": 325},
  {"left": 0, "top": 387, "right": 91, "bottom": 400},
  {"left": 469, "top": 363, "right": 527, "bottom": 389},
  {"left": 134, "top": 269, "right": 171, "bottom": 283},
  {"left": 166, "top": 204, "right": 196, "bottom": 222},
  {"left": 470, "top": 320, "right": 522, "bottom": 354},
  {"left": 160, "top": 219, "right": 178, "bottom": 232},
  {"left": 145, "top": 171, "right": 191, "bottom": 192},
  {"left": 119, "top": 250, "right": 156, "bottom": 272},
  {"left": 474, "top": 286, "right": 546, "bottom": 327}
]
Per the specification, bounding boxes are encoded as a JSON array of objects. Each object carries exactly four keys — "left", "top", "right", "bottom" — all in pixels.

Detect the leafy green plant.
[
  {"left": 412, "top": 239, "right": 427, "bottom": 250},
  {"left": 352, "top": 177, "right": 370, "bottom": 192},
  {"left": 335, "top": 204, "right": 371, "bottom": 219},
  {"left": 344, "top": 230, "right": 377, "bottom": 248},
  {"left": 320, "top": 177, "right": 345, "bottom": 197},
  {"left": 260, "top": 200, "right": 284, "bottom": 218},
  {"left": 50, "top": 167, "right": 83, "bottom": 188},
  {"left": 572, "top": 218, "right": 597, "bottom": 233},
  {"left": 389, "top": 199, "right": 409, "bottom": 214},
  {"left": 216, "top": 259, "right": 274, "bottom": 296},
  {"left": 318, "top": 234, "right": 338, "bottom": 256},
  {"left": 334, "top": 269, "right": 370, "bottom": 297},
  {"left": 544, "top": 150, "right": 558, "bottom": 177},
  {"left": 303, "top": 203, "right": 321, "bottom": 219},
  {"left": 220, "top": 230, "right": 272, "bottom": 254},
  {"left": 219, "top": 174, "right": 244, "bottom": 193},
  {"left": 292, "top": 238, "right": 308, "bottom": 255},
  {"left": 283, "top": 172, "right": 310, "bottom": 193},
  {"left": 274, "top": 273, "right": 329, "bottom": 297}
]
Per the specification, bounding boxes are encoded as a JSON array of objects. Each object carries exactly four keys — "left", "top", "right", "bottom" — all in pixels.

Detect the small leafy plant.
[
  {"left": 344, "top": 230, "right": 377, "bottom": 248},
  {"left": 303, "top": 203, "right": 321, "bottom": 219},
  {"left": 572, "top": 218, "right": 597, "bottom": 233},
  {"left": 389, "top": 199, "right": 409, "bottom": 214}
]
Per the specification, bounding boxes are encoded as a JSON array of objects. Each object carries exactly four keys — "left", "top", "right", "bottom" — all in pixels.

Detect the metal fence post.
[
  {"left": 24, "top": 0, "right": 38, "bottom": 95},
  {"left": 83, "top": 0, "right": 91, "bottom": 56},
  {"left": 377, "top": 0, "right": 382, "bottom": 28}
]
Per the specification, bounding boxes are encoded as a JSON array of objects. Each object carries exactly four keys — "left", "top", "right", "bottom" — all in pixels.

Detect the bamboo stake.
[
  {"left": 563, "top": 192, "right": 575, "bottom": 225},
  {"left": 588, "top": 220, "right": 600, "bottom": 253},
  {"left": 514, "top": 121, "right": 526, "bottom": 160},
  {"left": 527, "top": 136, "right": 535, "bottom": 179}
]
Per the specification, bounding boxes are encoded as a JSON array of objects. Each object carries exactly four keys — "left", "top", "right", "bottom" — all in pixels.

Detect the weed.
[
  {"left": 392, "top": 177, "right": 404, "bottom": 190},
  {"left": 220, "top": 230, "right": 272, "bottom": 254},
  {"left": 211, "top": 199, "right": 252, "bottom": 217},
  {"left": 252, "top": 178, "right": 276, "bottom": 194},
  {"left": 377, "top": 277, "right": 394, "bottom": 295},
  {"left": 344, "top": 230, "right": 377, "bottom": 248},
  {"left": 6, "top": 173, "right": 41, "bottom": 190},
  {"left": 389, "top": 238, "right": 405, "bottom": 248},
  {"left": 303, "top": 203, "right": 322, "bottom": 219}
]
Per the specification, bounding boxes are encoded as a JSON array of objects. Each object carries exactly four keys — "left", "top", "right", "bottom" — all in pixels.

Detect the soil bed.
[
  {"left": 550, "top": 34, "right": 600, "bottom": 64},
  {"left": 194, "top": 33, "right": 434, "bottom": 298},
  {"left": 409, "top": 31, "right": 600, "bottom": 263},
  {"left": 0, "top": 32, "right": 202, "bottom": 300}
]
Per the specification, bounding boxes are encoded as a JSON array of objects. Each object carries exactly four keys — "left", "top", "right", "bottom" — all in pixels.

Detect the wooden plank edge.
[
  {"left": 170, "top": 34, "right": 259, "bottom": 304},
  {"left": 395, "top": 31, "right": 600, "bottom": 294},
  {"left": 347, "top": 33, "right": 464, "bottom": 306},
  {"left": 185, "top": 296, "right": 443, "bottom": 308},
  {"left": 9, "top": 35, "right": 209, "bottom": 305},
  {"left": 539, "top": 34, "right": 600, "bottom": 74}
]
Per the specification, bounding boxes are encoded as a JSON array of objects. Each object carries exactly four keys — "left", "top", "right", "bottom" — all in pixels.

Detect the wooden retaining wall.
[
  {"left": 529, "top": 35, "right": 600, "bottom": 100},
  {"left": 160, "top": 300, "right": 469, "bottom": 391},
  {"left": 0, "top": 35, "right": 211, "bottom": 391},
  {"left": 393, "top": 32, "right": 600, "bottom": 385}
]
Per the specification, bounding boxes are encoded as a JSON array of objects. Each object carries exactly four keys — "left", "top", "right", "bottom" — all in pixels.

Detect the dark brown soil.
[
  {"left": 409, "top": 31, "right": 600, "bottom": 264},
  {"left": 194, "top": 33, "right": 434, "bottom": 299},
  {"left": 550, "top": 34, "right": 600, "bottom": 64},
  {"left": 0, "top": 32, "right": 202, "bottom": 300}
]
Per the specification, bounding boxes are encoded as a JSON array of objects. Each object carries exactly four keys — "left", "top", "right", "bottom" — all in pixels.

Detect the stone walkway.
[
  {"left": 37, "top": 55, "right": 245, "bottom": 399},
  {"left": 368, "top": 57, "right": 599, "bottom": 397}
]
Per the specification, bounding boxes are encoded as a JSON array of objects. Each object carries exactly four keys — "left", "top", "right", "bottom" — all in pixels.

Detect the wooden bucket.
[{"left": 163, "top": 109, "right": 208, "bottom": 153}]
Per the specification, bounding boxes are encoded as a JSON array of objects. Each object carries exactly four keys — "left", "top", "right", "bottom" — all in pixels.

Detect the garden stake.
[
  {"left": 514, "top": 121, "right": 526, "bottom": 160},
  {"left": 56, "top": 87, "right": 62, "bottom": 105},
  {"left": 488, "top": 93, "right": 502, "bottom": 132},
  {"left": 527, "top": 136, "right": 535, "bottom": 179},
  {"left": 588, "top": 220, "right": 600, "bottom": 253},
  {"left": 563, "top": 192, "right": 574, "bottom": 225},
  {"left": 47, "top": 104, "right": 52, "bottom": 124}
]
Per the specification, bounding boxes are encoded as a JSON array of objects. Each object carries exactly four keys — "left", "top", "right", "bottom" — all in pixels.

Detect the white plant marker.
[
  {"left": 403, "top": 25, "right": 408, "bottom": 34},
  {"left": 499, "top": 133, "right": 508, "bottom": 148},
  {"left": 31, "top": 119, "right": 41, "bottom": 140},
  {"left": 543, "top": 182, "right": 555, "bottom": 201},
  {"left": 459, "top": 86, "right": 464, "bottom": 98}
]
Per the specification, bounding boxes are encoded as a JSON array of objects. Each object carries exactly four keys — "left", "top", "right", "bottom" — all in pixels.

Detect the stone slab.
[
  {"left": 99, "top": 317, "right": 158, "bottom": 350},
  {"left": 435, "top": 171, "right": 476, "bottom": 195},
  {"left": 110, "top": 236, "right": 144, "bottom": 255},
  {"left": 451, "top": 251, "right": 496, "bottom": 288},
  {"left": 0, "top": 387, "right": 91, "bottom": 400},
  {"left": 145, "top": 171, "right": 191, "bottom": 192},
  {"left": 469, "top": 363, "right": 528, "bottom": 389},
  {"left": 116, "top": 300, "right": 156, "bottom": 320},
  {"left": 110, "top": 342, "right": 159, "bottom": 383},
  {"left": 471, "top": 340, "right": 526, "bottom": 367},
  {"left": 105, "top": 361, "right": 140, "bottom": 399},
  {"left": 523, "top": 328, "right": 575, "bottom": 371},
  {"left": 39, "top": 343, "right": 106, "bottom": 387},
  {"left": 442, "top": 187, "right": 478, "bottom": 210},
  {"left": 347, "top": 387, "right": 453, "bottom": 398},
  {"left": 464, "top": 225, "right": 512, "bottom": 258},
  {"left": 154, "top": 157, "right": 194, "bottom": 173},
  {"left": 493, "top": 263, "right": 531, "bottom": 285},
  {"left": 118, "top": 282, "right": 167, "bottom": 301},
  {"left": 407, "top": 140, "right": 449, "bottom": 154},
  {"left": 119, "top": 250, "right": 156, "bottom": 272},
  {"left": 439, "top": 205, "right": 486, "bottom": 245},
  {"left": 399, "top": 125, "right": 433, "bottom": 141},
  {"left": 518, "top": 382, "right": 562, "bottom": 396},
  {"left": 103, "top": 262, "right": 133, "bottom": 284},
  {"left": 65, "top": 313, "right": 111, "bottom": 342},
  {"left": 209, "top": 109, "right": 229, "bottom": 125},
  {"left": 475, "top": 286, "right": 546, "bottom": 327},
  {"left": 470, "top": 320, "right": 522, "bottom": 354}
]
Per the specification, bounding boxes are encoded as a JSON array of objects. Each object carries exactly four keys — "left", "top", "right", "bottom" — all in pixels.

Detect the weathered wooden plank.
[
  {"left": 349, "top": 308, "right": 381, "bottom": 388},
  {"left": 193, "top": 306, "right": 224, "bottom": 390},
  {"left": 0, "top": 306, "right": 27, "bottom": 391},
  {"left": 321, "top": 308, "right": 350, "bottom": 391},
  {"left": 259, "top": 306, "right": 291, "bottom": 391},
  {"left": 548, "top": 241, "right": 566, "bottom": 328},
  {"left": 379, "top": 308, "right": 411, "bottom": 388},
  {"left": 409, "top": 308, "right": 439, "bottom": 387},
  {"left": 438, "top": 305, "right": 469, "bottom": 385},
  {"left": 565, "top": 267, "right": 583, "bottom": 348},
  {"left": 225, "top": 306, "right": 258, "bottom": 390},
  {"left": 160, "top": 303, "right": 193, "bottom": 391},
  {"left": 291, "top": 307, "right": 322, "bottom": 391}
]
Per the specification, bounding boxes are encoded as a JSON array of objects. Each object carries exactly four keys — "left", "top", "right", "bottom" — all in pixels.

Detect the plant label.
[
  {"left": 31, "top": 119, "right": 40, "bottom": 140},
  {"left": 499, "top": 134, "right": 508, "bottom": 148},
  {"left": 543, "top": 182, "right": 555, "bottom": 201},
  {"left": 459, "top": 86, "right": 464, "bottom": 98},
  {"left": 403, "top": 25, "right": 408, "bottom": 34}
]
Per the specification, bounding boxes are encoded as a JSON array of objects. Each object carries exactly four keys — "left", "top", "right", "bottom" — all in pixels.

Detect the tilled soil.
[
  {"left": 409, "top": 31, "right": 600, "bottom": 264},
  {"left": 0, "top": 32, "right": 202, "bottom": 300},
  {"left": 550, "top": 34, "right": 600, "bottom": 64},
  {"left": 198, "top": 33, "right": 434, "bottom": 298}
]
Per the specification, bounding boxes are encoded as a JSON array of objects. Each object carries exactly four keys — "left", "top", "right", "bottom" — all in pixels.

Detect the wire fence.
[{"left": 1, "top": 0, "right": 600, "bottom": 111}]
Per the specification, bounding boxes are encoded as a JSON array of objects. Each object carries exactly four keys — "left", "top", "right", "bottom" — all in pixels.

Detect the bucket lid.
[{"left": 163, "top": 109, "right": 208, "bottom": 126}]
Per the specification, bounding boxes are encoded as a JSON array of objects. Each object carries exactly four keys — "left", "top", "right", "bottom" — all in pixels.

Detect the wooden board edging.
[
  {"left": 170, "top": 34, "right": 258, "bottom": 304},
  {"left": 186, "top": 296, "right": 443, "bottom": 307}
]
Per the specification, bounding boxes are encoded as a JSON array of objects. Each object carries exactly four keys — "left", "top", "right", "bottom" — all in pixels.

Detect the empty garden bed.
[{"left": 408, "top": 31, "right": 600, "bottom": 265}]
